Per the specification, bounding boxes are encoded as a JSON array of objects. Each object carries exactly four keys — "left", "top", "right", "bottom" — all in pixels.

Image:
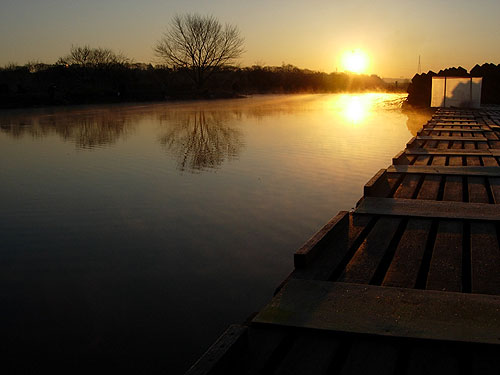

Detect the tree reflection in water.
[
  {"left": 0, "top": 110, "right": 133, "bottom": 149},
  {"left": 158, "top": 110, "right": 243, "bottom": 172}
]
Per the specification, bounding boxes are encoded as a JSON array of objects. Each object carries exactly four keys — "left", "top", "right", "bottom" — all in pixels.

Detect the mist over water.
[{"left": 0, "top": 94, "right": 430, "bottom": 373}]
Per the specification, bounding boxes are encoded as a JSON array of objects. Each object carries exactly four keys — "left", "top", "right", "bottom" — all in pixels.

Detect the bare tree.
[
  {"left": 154, "top": 14, "right": 244, "bottom": 89},
  {"left": 57, "top": 45, "right": 129, "bottom": 67}
]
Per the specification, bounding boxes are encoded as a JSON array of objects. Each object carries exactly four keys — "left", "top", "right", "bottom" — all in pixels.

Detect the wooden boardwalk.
[{"left": 187, "top": 107, "right": 500, "bottom": 375}]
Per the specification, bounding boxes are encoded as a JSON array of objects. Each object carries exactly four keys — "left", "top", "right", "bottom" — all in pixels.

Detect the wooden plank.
[
  {"left": 413, "top": 155, "right": 430, "bottom": 166},
  {"left": 253, "top": 279, "right": 500, "bottom": 345},
  {"left": 422, "top": 125, "right": 488, "bottom": 133},
  {"left": 185, "top": 324, "right": 248, "bottom": 375},
  {"left": 478, "top": 141, "right": 490, "bottom": 150},
  {"left": 417, "top": 175, "right": 441, "bottom": 200},
  {"left": 415, "top": 136, "right": 486, "bottom": 141},
  {"left": 443, "top": 165, "right": 463, "bottom": 202},
  {"left": 470, "top": 222, "right": 500, "bottom": 295},
  {"left": 355, "top": 197, "right": 500, "bottom": 221},
  {"left": 468, "top": 176, "right": 489, "bottom": 203},
  {"left": 393, "top": 151, "right": 413, "bottom": 165},
  {"left": 294, "top": 211, "right": 349, "bottom": 268},
  {"left": 486, "top": 132, "right": 500, "bottom": 140},
  {"left": 292, "top": 213, "right": 372, "bottom": 281},
  {"left": 338, "top": 217, "right": 401, "bottom": 284},
  {"left": 435, "top": 121, "right": 477, "bottom": 124},
  {"left": 489, "top": 140, "right": 500, "bottom": 149},
  {"left": 393, "top": 174, "right": 421, "bottom": 199},
  {"left": 364, "top": 169, "right": 401, "bottom": 198},
  {"left": 405, "top": 149, "right": 500, "bottom": 156},
  {"left": 482, "top": 156, "right": 498, "bottom": 166},
  {"left": 448, "top": 155, "right": 462, "bottom": 166},
  {"left": 421, "top": 128, "right": 485, "bottom": 132},
  {"left": 387, "top": 165, "right": 500, "bottom": 177},
  {"left": 382, "top": 218, "right": 432, "bottom": 288},
  {"left": 489, "top": 177, "right": 500, "bottom": 203},
  {"left": 426, "top": 220, "right": 463, "bottom": 292},
  {"left": 464, "top": 142, "right": 476, "bottom": 151},
  {"left": 430, "top": 125, "right": 480, "bottom": 128},
  {"left": 425, "top": 140, "right": 438, "bottom": 148},
  {"left": 436, "top": 140, "right": 450, "bottom": 150},
  {"left": 431, "top": 155, "right": 446, "bottom": 165},
  {"left": 450, "top": 141, "right": 463, "bottom": 151}
]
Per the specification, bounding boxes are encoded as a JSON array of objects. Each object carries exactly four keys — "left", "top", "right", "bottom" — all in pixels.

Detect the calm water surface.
[{"left": 0, "top": 94, "right": 430, "bottom": 373}]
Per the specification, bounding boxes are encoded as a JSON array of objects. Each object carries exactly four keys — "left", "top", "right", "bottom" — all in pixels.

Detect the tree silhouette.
[
  {"left": 57, "top": 45, "right": 129, "bottom": 67},
  {"left": 154, "top": 14, "right": 244, "bottom": 89}
]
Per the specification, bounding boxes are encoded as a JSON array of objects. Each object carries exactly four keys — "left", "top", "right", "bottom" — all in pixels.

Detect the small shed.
[{"left": 431, "top": 76, "right": 482, "bottom": 108}]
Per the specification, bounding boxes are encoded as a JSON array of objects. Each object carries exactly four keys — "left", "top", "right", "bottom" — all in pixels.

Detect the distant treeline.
[
  {"left": 406, "top": 63, "right": 500, "bottom": 107},
  {"left": 0, "top": 62, "right": 401, "bottom": 109}
]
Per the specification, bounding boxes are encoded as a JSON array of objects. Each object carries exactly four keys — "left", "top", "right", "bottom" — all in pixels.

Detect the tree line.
[
  {"left": 0, "top": 14, "right": 397, "bottom": 108},
  {"left": 0, "top": 59, "right": 396, "bottom": 108}
]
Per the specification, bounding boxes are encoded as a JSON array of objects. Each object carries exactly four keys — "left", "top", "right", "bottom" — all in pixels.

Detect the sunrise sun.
[{"left": 342, "top": 50, "right": 369, "bottom": 74}]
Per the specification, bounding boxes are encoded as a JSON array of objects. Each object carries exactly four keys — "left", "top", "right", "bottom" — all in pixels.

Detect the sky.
[{"left": 1, "top": 0, "right": 500, "bottom": 78}]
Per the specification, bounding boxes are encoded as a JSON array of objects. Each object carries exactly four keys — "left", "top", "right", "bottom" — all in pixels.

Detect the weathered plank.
[
  {"left": 431, "top": 155, "right": 447, "bottom": 166},
  {"left": 393, "top": 151, "right": 415, "bottom": 165},
  {"left": 413, "top": 155, "right": 431, "bottom": 166},
  {"left": 443, "top": 170, "right": 463, "bottom": 202},
  {"left": 253, "top": 279, "right": 500, "bottom": 344},
  {"left": 355, "top": 197, "right": 500, "bottom": 221},
  {"left": 364, "top": 169, "right": 401, "bottom": 197},
  {"left": 468, "top": 177, "right": 489, "bottom": 203},
  {"left": 414, "top": 136, "right": 486, "bottom": 141},
  {"left": 294, "top": 211, "right": 349, "bottom": 268},
  {"left": 393, "top": 174, "right": 421, "bottom": 199},
  {"left": 482, "top": 156, "right": 498, "bottom": 166},
  {"left": 426, "top": 220, "right": 463, "bottom": 292},
  {"left": 387, "top": 165, "right": 500, "bottom": 177},
  {"left": 382, "top": 218, "right": 432, "bottom": 288},
  {"left": 489, "top": 177, "right": 500, "bottom": 203},
  {"left": 417, "top": 175, "right": 441, "bottom": 200},
  {"left": 470, "top": 222, "right": 500, "bottom": 295},
  {"left": 405, "top": 149, "right": 500, "bottom": 156},
  {"left": 185, "top": 324, "right": 248, "bottom": 375},
  {"left": 338, "top": 217, "right": 402, "bottom": 284},
  {"left": 421, "top": 128, "right": 485, "bottom": 132},
  {"left": 292, "top": 214, "right": 373, "bottom": 281}
]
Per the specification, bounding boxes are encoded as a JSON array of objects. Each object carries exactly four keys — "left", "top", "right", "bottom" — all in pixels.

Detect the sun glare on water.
[
  {"left": 342, "top": 50, "right": 368, "bottom": 74},
  {"left": 332, "top": 94, "right": 379, "bottom": 124}
]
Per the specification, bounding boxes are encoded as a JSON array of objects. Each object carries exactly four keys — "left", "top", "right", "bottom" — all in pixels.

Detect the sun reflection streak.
[{"left": 337, "top": 95, "right": 372, "bottom": 124}]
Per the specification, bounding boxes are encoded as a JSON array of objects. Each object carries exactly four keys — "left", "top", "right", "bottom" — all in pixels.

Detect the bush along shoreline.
[
  {"left": 405, "top": 63, "right": 500, "bottom": 108},
  {"left": 0, "top": 62, "right": 406, "bottom": 109}
]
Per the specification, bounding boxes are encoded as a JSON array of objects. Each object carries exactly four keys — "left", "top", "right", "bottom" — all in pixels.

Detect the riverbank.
[{"left": 0, "top": 63, "right": 406, "bottom": 110}]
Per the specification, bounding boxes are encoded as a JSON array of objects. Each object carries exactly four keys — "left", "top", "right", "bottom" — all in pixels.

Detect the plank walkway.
[{"left": 186, "top": 107, "right": 500, "bottom": 375}]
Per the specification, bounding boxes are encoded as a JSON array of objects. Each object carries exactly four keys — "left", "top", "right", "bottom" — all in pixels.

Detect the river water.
[{"left": 0, "top": 94, "right": 431, "bottom": 373}]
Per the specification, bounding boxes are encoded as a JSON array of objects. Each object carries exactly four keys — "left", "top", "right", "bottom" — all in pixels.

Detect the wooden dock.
[{"left": 187, "top": 107, "right": 500, "bottom": 375}]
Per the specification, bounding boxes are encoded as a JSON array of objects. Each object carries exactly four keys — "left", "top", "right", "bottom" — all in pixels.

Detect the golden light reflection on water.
[
  {"left": 340, "top": 95, "right": 369, "bottom": 124},
  {"left": 0, "top": 93, "right": 431, "bottom": 173}
]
